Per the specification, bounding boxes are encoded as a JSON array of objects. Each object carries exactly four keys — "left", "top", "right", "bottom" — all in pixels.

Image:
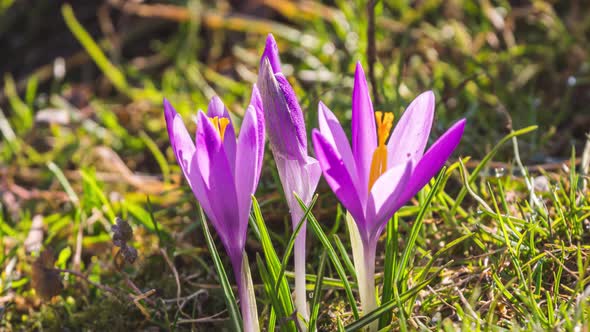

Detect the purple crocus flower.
[
  {"left": 258, "top": 33, "right": 321, "bottom": 325},
  {"left": 164, "top": 88, "right": 264, "bottom": 331},
  {"left": 311, "top": 62, "right": 465, "bottom": 318}
]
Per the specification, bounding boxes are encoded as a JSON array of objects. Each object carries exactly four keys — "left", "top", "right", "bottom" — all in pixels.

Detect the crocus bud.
[
  {"left": 258, "top": 41, "right": 307, "bottom": 162},
  {"left": 257, "top": 34, "right": 322, "bottom": 327}
]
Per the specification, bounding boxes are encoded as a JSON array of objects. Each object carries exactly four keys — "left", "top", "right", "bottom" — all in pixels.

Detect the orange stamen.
[
  {"left": 208, "top": 116, "right": 230, "bottom": 142},
  {"left": 368, "top": 111, "right": 394, "bottom": 190}
]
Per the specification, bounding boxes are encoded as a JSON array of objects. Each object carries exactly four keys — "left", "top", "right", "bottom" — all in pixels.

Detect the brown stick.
[
  {"left": 53, "top": 268, "right": 123, "bottom": 298},
  {"left": 367, "top": 0, "right": 380, "bottom": 105}
]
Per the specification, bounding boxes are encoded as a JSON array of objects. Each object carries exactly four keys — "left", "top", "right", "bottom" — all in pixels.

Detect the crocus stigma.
[
  {"left": 312, "top": 62, "right": 466, "bottom": 326},
  {"left": 258, "top": 33, "right": 322, "bottom": 328},
  {"left": 164, "top": 88, "right": 264, "bottom": 332}
]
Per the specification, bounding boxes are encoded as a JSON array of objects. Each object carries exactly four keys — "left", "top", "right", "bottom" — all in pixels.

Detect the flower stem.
[
  {"left": 360, "top": 240, "right": 378, "bottom": 332},
  {"left": 232, "top": 252, "right": 260, "bottom": 332},
  {"left": 292, "top": 208, "right": 309, "bottom": 331},
  {"left": 346, "top": 212, "right": 378, "bottom": 332}
]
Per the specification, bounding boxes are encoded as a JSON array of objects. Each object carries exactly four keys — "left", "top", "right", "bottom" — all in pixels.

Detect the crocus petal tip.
[
  {"left": 318, "top": 100, "right": 327, "bottom": 110},
  {"left": 420, "top": 90, "right": 436, "bottom": 110},
  {"left": 355, "top": 61, "right": 365, "bottom": 75},
  {"left": 453, "top": 118, "right": 467, "bottom": 135},
  {"left": 207, "top": 96, "right": 227, "bottom": 118},
  {"left": 266, "top": 33, "right": 277, "bottom": 47},
  {"left": 250, "top": 83, "right": 262, "bottom": 108},
  {"left": 163, "top": 98, "right": 177, "bottom": 126},
  {"left": 195, "top": 109, "right": 209, "bottom": 126},
  {"left": 209, "top": 95, "right": 223, "bottom": 107},
  {"left": 317, "top": 101, "right": 327, "bottom": 120},
  {"left": 163, "top": 97, "right": 174, "bottom": 112},
  {"left": 261, "top": 33, "right": 281, "bottom": 73}
]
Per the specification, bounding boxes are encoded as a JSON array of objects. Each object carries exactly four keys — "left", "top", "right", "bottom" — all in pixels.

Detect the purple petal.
[
  {"left": 250, "top": 84, "right": 265, "bottom": 181},
  {"left": 275, "top": 73, "right": 307, "bottom": 150},
  {"left": 351, "top": 62, "right": 377, "bottom": 198},
  {"left": 260, "top": 33, "right": 281, "bottom": 74},
  {"left": 275, "top": 155, "right": 322, "bottom": 223},
  {"left": 317, "top": 101, "right": 360, "bottom": 196},
  {"left": 235, "top": 106, "right": 261, "bottom": 244},
  {"left": 387, "top": 91, "right": 435, "bottom": 167},
  {"left": 250, "top": 83, "right": 263, "bottom": 114},
  {"left": 258, "top": 59, "right": 306, "bottom": 162},
  {"left": 312, "top": 129, "right": 366, "bottom": 231},
  {"left": 366, "top": 161, "right": 412, "bottom": 236},
  {"left": 195, "top": 111, "right": 242, "bottom": 252},
  {"left": 207, "top": 96, "right": 237, "bottom": 174},
  {"left": 187, "top": 152, "right": 215, "bottom": 231},
  {"left": 305, "top": 156, "right": 322, "bottom": 203},
  {"left": 164, "top": 99, "right": 195, "bottom": 176},
  {"left": 397, "top": 119, "right": 466, "bottom": 207},
  {"left": 164, "top": 99, "right": 215, "bottom": 216},
  {"left": 275, "top": 157, "right": 305, "bottom": 223}
]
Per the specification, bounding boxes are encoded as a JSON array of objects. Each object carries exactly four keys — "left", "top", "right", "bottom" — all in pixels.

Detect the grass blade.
[
  {"left": 80, "top": 169, "right": 116, "bottom": 221},
  {"left": 331, "top": 234, "right": 356, "bottom": 280},
  {"left": 256, "top": 254, "right": 289, "bottom": 328},
  {"left": 308, "top": 250, "right": 328, "bottom": 331},
  {"left": 379, "top": 214, "right": 398, "bottom": 328},
  {"left": 267, "top": 307, "right": 277, "bottom": 332},
  {"left": 275, "top": 194, "right": 318, "bottom": 293},
  {"left": 47, "top": 161, "right": 79, "bottom": 205},
  {"left": 249, "top": 196, "right": 296, "bottom": 331},
  {"left": 61, "top": 4, "right": 129, "bottom": 92},
  {"left": 451, "top": 125, "right": 537, "bottom": 215},
  {"left": 295, "top": 193, "right": 360, "bottom": 320},
  {"left": 394, "top": 168, "right": 447, "bottom": 286},
  {"left": 139, "top": 131, "right": 171, "bottom": 183}
]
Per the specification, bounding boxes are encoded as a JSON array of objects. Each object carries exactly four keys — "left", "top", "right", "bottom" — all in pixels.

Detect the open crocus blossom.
[
  {"left": 258, "top": 33, "right": 321, "bottom": 326},
  {"left": 164, "top": 89, "right": 264, "bottom": 332},
  {"left": 311, "top": 62, "right": 466, "bottom": 321}
]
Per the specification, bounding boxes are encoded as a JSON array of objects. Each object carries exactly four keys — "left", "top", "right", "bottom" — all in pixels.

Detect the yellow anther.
[
  {"left": 208, "top": 116, "right": 230, "bottom": 142},
  {"left": 368, "top": 111, "right": 394, "bottom": 190},
  {"left": 375, "top": 111, "right": 394, "bottom": 146},
  {"left": 218, "top": 117, "right": 229, "bottom": 140},
  {"left": 209, "top": 116, "right": 219, "bottom": 130}
]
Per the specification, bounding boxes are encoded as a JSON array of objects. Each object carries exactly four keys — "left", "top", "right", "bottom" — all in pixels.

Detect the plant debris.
[
  {"left": 31, "top": 250, "right": 63, "bottom": 301},
  {"left": 112, "top": 217, "right": 138, "bottom": 266}
]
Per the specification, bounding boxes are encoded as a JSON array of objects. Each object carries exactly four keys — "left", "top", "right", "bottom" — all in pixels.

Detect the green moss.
[{"left": 39, "top": 296, "right": 145, "bottom": 331}]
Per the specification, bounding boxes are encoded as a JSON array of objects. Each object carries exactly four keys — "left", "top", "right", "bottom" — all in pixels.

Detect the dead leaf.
[{"left": 31, "top": 249, "right": 63, "bottom": 301}]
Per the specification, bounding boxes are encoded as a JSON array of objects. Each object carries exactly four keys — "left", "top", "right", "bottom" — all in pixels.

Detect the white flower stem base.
[
  {"left": 347, "top": 212, "right": 378, "bottom": 332},
  {"left": 238, "top": 252, "right": 260, "bottom": 332},
  {"left": 292, "top": 206, "right": 309, "bottom": 331},
  {"left": 294, "top": 231, "right": 309, "bottom": 331},
  {"left": 359, "top": 245, "right": 377, "bottom": 331}
]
